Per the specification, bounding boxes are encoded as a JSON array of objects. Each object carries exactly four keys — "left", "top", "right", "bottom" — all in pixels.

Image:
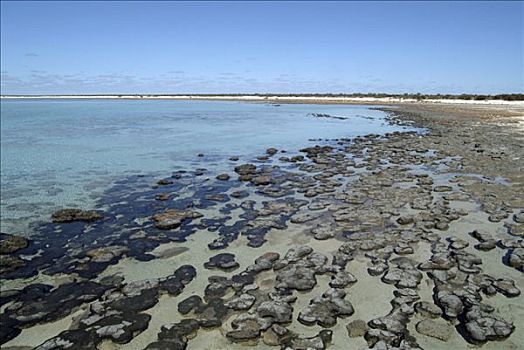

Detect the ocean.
[{"left": 0, "top": 99, "right": 409, "bottom": 234}]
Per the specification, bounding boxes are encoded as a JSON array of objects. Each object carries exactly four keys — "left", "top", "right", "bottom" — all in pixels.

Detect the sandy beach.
[{"left": 1, "top": 101, "right": 523, "bottom": 350}]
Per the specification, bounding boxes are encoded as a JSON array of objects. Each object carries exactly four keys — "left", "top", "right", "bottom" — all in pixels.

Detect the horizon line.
[{"left": 2, "top": 92, "right": 523, "bottom": 97}]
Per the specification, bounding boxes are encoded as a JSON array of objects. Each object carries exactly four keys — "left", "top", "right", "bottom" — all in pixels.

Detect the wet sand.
[{"left": 1, "top": 102, "right": 523, "bottom": 350}]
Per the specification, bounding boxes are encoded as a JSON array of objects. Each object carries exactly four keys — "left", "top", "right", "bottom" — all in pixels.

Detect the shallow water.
[
  {"left": 0, "top": 100, "right": 409, "bottom": 234},
  {"left": 1, "top": 107, "right": 522, "bottom": 350}
]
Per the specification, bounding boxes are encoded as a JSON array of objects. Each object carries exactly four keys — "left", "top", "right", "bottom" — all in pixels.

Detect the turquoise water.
[{"left": 0, "top": 99, "right": 408, "bottom": 234}]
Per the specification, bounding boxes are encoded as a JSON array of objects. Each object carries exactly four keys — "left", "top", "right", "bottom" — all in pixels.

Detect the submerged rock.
[
  {"left": 435, "top": 291, "right": 464, "bottom": 319},
  {"left": 281, "top": 330, "right": 333, "bottom": 350},
  {"left": 0, "top": 233, "right": 28, "bottom": 254},
  {"left": 34, "top": 329, "right": 97, "bottom": 350},
  {"left": 86, "top": 246, "right": 128, "bottom": 263},
  {"left": 227, "top": 313, "right": 272, "bottom": 342},
  {"left": 247, "top": 252, "right": 280, "bottom": 272},
  {"left": 234, "top": 164, "right": 257, "bottom": 176},
  {"left": 433, "top": 185, "right": 453, "bottom": 192},
  {"left": 382, "top": 257, "right": 422, "bottom": 289},
  {"left": 145, "top": 318, "right": 200, "bottom": 349},
  {"left": 464, "top": 304, "right": 514, "bottom": 342},
  {"left": 225, "top": 294, "right": 256, "bottom": 311},
  {"left": 152, "top": 209, "right": 203, "bottom": 230},
  {"left": 469, "top": 230, "right": 496, "bottom": 251},
  {"left": 298, "top": 289, "right": 354, "bottom": 327},
  {"left": 0, "top": 255, "right": 25, "bottom": 275},
  {"left": 257, "top": 300, "right": 293, "bottom": 323},
  {"left": 493, "top": 278, "right": 520, "bottom": 297},
  {"left": 204, "top": 253, "right": 240, "bottom": 271},
  {"left": 51, "top": 208, "right": 103, "bottom": 223},
  {"left": 157, "top": 178, "right": 174, "bottom": 185},
  {"left": 178, "top": 296, "right": 203, "bottom": 315},
  {"left": 251, "top": 175, "right": 273, "bottom": 186},
  {"left": 506, "top": 248, "right": 524, "bottom": 271},
  {"left": 266, "top": 148, "right": 278, "bottom": 156},
  {"left": 416, "top": 319, "right": 452, "bottom": 341},
  {"left": 414, "top": 301, "right": 442, "bottom": 318},
  {"left": 216, "top": 173, "right": 230, "bottom": 181},
  {"left": 347, "top": 319, "right": 369, "bottom": 338}
]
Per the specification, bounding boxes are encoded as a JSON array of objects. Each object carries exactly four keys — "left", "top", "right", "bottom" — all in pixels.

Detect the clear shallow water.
[{"left": 1, "top": 99, "right": 409, "bottom": 234}]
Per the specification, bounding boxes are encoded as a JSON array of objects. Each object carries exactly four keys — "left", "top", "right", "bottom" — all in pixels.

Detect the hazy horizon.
[
  {"left": 2, "top": 92, "right": 524, "bottom": 97},
  {"left": 1, "top": 1, "right": 523, "bottom": 95}
]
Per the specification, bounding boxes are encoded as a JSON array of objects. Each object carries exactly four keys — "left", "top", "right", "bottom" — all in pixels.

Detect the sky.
[{"left": 1, "top": 1, "right": 523, "bottom": 95}]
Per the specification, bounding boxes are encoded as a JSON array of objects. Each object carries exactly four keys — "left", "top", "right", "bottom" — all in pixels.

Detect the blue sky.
[{"left": 1, "top": 1, "right": 522, "bottom": 94}]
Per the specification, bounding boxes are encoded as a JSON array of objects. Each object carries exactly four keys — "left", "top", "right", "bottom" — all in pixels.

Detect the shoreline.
[
  {"left": 2, "top": 94, "right": 524, "bottom": 107},
  {"left": 1, "top": 103, "right": 523, "bottom": 350}
]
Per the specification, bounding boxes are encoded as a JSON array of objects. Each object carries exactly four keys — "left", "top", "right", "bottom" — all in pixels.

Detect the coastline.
[
  {"left": 2, "top": 94, "right": 524, "bottom": 107},
  {"left": 1, "top": 102, "right": 523, "bottom": 350}
]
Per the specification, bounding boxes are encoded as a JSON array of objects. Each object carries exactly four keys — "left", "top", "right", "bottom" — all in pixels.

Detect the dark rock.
[
  {"left": 382, "top": 257, "right": 422, "bottom": 288},
  {"left": 227, "top": 313, "right": 271, "bottom": 342},
  {"left": 216, "top": 173, "right": 230, "bottom": 181},
  {"left": 256, "top": 300, "right": 293, "bottom": 323},
  {"left": 204, "top": 193, "right": 229, "bottom": 202},
  {"left": 433, "top": 185, "right": 453, "bottom": 192},
  {"left": 414, "top": 301, "right": 442, "bottom": 318},
  {"left": 449, "top": 237, "right": 469, "bottom": 250},
  {"left": 157, "top": 179, "right": 174, "bottom": 185},
  {"left": 195, "top": 298, "right": 228, "bottom": 328},
  {"left": 204, "top": 276, "right": 232, "bottom": 299},
  {"left": 469, "top": 230, "right": 496, "bottom": 251},
  {"left": 513, "top": 212, "right": 524, "bottom": 224},
  {"left": 4, "top": 280, "right": 108, "bottom": 338},
  {"left": 230, "top": 190, "right": 249, "bottom": 199},
  {"left": 34, "top": 329, "right": 96, "bottom": 350},
  {"left": 146, "top": 318, "right": 200, "bottom": 349},
  {"left": 86, "top": 246, "right": 128, "bottom": 263},
  {"left": 329, "top": 268, "right": 357, "bottom": 288},
  {"left": 506, "top": 248, "right": 524, "bottom": 271},
  {"left": 152, "top": 209, "right": 203, "bottom": 230},
  {"left": 204, "top": 253, "right": 239, "bottom": 271},
  {"left": 397, "top": 216, "right": 414, "bottom": 225},
  {"left": 91, "top": 313, "right": 151, "bottom": 344},
  {"left": 251, "top": 175, "right": 273, "bottom": 186},
  {"left": 464, "top": 304, "right": 514, "bottom": 342},
  {"left": 435, "top": 291, "right": 463, "bottom": 318},
  {"left": 51, "top": 208, "right": 102, "bottom": 223},
  {"left": 155, "top": 193, "right": 170, "bottom": 201},
  {"left": 266, "top": 148, "right": 278, "bottom": 156},
  {"left": 225, "top": 293, "right": 256, "bottom": 310},
  {"left": 247, "top": 252, "right": 279, "bottom": 272},
  {"left": 234, "top": 164, "right": 257, "bottom": 176},
  {"left": 160, "top": 265, "right": 197, "bottom": 296},
  {"left": 0, "top": 255, "right": 25, "bottom": 274},
  {"left": 0, "top": 234, "right": 28, "bottom": 254},
  {"left": 493, "top": 278, "right": 520, "bottom": 297},
  {"left": 298, "top": 289, "right": 354, "bottom": 327},
  {"left": 178, "top": 295, "right": 203, "bottom": 315}
]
